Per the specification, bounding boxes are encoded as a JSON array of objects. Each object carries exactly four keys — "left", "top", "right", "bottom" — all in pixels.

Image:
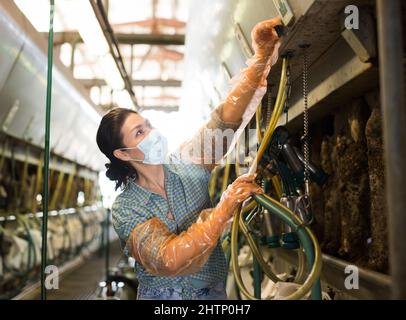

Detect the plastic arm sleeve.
[
  {"left": 222, "top": 17, "right": 282, "bottom": 124},
  {"left": 126, "top": 174, "right": 263, "bottom": 276},
  {"left": 174, "top": 18, "right": 282, "bottom": 170},
  {"left": 126, "top": 207, "right": 231, "bottom": 277},
  {"left": 177, "top": 103, "right": 242, "bottom": 170}
]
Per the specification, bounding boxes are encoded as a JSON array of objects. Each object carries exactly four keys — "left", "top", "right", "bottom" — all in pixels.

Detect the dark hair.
[{"left": 96, "top": 108, "right": 138, "bottom": 190}]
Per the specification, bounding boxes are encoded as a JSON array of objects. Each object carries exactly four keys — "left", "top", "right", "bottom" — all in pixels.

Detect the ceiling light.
[
  {"left": 57, "top": 0, "right": 124, "bottom": 90},
  {"left": 73, "top": 1, "right": 110, "bottom": 56}
]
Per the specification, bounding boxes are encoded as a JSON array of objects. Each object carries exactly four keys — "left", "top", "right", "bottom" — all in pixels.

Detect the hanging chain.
[
  {"left": 297, "top": 45, "right": 313, "bottom": 225},
  {"left": 266, "top": 85, "right": 273, "bottom": 125},
  {"left": 301, "top": 46, "right": 311, "bottom": 198}
]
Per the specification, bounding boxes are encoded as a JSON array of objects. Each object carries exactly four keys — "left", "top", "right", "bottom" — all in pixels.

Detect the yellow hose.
[
  {"left": 235, "top": 138, "right": 241, "bottom": 177},
  {"left": 238, "top": 210, "right": 282, "bottom": 283},
  {"left": 235, "top": 100, "right": 265, "bottom": 178},
  {"left": 221, "top": 154, "right": 232, "bottom": 193},
  {"left": 249, "top": 57, "right": 288, "bottom": 175},
  {"left": 242, "top": 200, "right": 257, "bottom": 213},
  {"left": 271, "top": 176, "right": 283, "bottom": 199},
  {"left": 256, "top": 102, "right": 263, "bottom": 142},
  {"left": 209, "top": 166, "right": 220, "bottom": 201},
  {"left": 238, "top": 203, "right": 308, "bottom": 285},
  {"left": 295, "top": 246, "right": 307, "bottom": 284}
]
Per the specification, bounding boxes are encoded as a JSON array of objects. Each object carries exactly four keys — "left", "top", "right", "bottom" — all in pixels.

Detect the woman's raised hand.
[
  {"left": 251, "top": 17, "right": 283, "bottom": 58},
  {"left": 220, "top": 174, "right": 264, "bottom": 213}
]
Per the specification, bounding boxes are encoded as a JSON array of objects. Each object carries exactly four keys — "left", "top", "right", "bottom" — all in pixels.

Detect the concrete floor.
[{"left": 41, "top": 241, "right": 123, "bottom": 300}]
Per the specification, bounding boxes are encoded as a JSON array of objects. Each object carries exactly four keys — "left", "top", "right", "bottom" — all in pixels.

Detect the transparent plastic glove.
[
  {"left": 225, "top": 17, "right": 282, "bottom": 102},
  {"left": 222, "top": 18, "right": 282, "bottom": 155},
  {"left": 251, "top": 17, "right": 283, "bottom": 59},
  {"left": 127, "top": 174, "right": 263, "bottom": 276}
]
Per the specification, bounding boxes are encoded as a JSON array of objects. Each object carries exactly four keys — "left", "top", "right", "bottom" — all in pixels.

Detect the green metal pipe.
[
  {"left": 227, "top": 234, "right": 242, "bottom": 300},
  {"left": 234, "top": 235, "right": 243, "bottom": 300},
  {"left": 296, "top": 227, "right": 322, "bottom": 300},
  {"left": 40, "top": 0, "right": 55, "bottom": 301},
  {"left": 252, "top": 238, "right": 262, "bottom": 299},
  {"left": 253, "top": 194, "right": 322, "bottom": 300}
]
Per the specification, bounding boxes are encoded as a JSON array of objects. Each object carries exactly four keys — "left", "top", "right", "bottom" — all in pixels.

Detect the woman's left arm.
[
  {"left": 222, "top": 17, "right": 282, "bottom": 123},
  {"left": 175, "top": 17, "right": 282, "bottom": 170}
]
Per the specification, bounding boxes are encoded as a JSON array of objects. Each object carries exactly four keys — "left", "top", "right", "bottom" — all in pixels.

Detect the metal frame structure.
[{"left": 376, "top": 0, "right": 406, "bottom": 300}]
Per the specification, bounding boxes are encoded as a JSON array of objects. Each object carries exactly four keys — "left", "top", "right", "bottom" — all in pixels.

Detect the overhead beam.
[
  {"left": 79, "top": 78, "right": 182, "bottom": 88},
  {"left": 139, "top": 106, "right": 179, "bottom": 112},
  {"left": 111, "top": 18, "right": 186, "bottom": 29},
  {"left": 47, "top": 32, "right": 185, "bottom": 46},
  {"left": 134, "top": 79, "right": 181, "bottom": 87},
  {"left": 99, "top": 104, "right": 179, "bottom": 113},
  {"left": 117, "top": 33, "right": 184, "bottom": 45},
  {"left": 90, "top": 0, "right": 138, "bottom": 108}
]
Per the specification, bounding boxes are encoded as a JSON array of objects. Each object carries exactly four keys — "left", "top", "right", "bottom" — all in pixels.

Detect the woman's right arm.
[{"left": 126, "top": 174, "right": 263, "bottom": 276}]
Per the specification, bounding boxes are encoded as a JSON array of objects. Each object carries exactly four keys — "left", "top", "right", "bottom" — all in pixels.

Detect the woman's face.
[{"left": 114, "top": 112, "right": 152, "bottom": 162}]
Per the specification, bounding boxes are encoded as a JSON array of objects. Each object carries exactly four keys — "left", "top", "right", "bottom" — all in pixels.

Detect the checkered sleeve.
[
  {"left": 111, "top": 194, "right": 153, "bottom": 257},
  {"left": 207, "top": 103, "right": 243, "bottom": 132}
]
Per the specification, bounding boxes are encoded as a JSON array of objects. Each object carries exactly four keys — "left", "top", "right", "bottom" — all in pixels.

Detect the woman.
[{"left": 96, "top": 18, "right": 281, "bottom": 300}]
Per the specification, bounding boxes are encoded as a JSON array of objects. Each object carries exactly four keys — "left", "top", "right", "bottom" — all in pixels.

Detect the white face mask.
[{"left": 121, "top": 129, "right": 168, "bottom": 165}]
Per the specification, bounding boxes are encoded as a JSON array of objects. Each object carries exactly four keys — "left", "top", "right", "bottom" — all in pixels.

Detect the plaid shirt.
[{"left": 111, "top": 104, "right": 241, "bottom": 297}]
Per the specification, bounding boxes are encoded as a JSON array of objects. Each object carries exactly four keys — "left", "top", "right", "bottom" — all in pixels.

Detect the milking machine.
[{"left": 216, "top": 38, "right": 326, "bottom": 299}]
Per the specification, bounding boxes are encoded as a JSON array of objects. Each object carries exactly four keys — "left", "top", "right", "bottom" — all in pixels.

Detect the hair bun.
[{"left": 105, "top": 163, "right": 117, "bottom": 180}]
